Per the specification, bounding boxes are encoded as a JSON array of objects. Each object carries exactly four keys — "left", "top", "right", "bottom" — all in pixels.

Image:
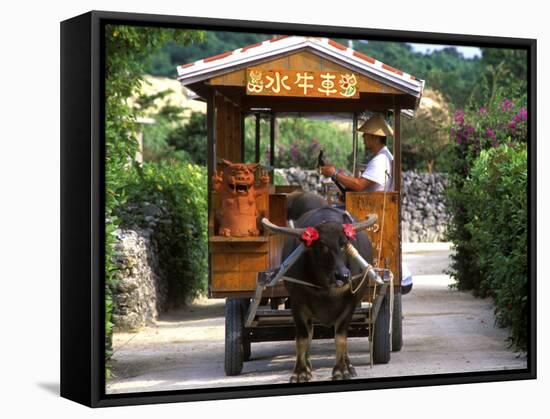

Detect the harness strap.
[
  {"left": 282, "top": 271, "right": 368, "bottom": 291},
  {"left": 282, "top": 276, "right": 322, "bottom": 289}
]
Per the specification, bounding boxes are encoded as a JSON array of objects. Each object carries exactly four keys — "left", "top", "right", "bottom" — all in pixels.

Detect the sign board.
[{"left": 246, "top": 68, "right": 360, "bottom": 99}]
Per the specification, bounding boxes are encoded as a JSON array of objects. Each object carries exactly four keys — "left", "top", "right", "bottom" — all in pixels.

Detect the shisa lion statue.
[{"left": 212, "top": 159, "right": 270, "bottom": 237}]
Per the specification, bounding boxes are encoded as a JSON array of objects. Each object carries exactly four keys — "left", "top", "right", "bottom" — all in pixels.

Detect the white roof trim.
[{"left": 177, "top": 36, "right": 424, "bottom": 101}]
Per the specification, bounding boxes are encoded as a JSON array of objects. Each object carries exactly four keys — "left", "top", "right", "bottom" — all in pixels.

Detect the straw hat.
[{"left": 356, "top": 114, "right": 394, "bottom": 137}]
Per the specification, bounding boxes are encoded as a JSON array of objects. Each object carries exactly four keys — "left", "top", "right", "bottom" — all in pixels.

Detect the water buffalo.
[
  {"left": 263, "top": 192, "right": 376, "bottom": 382},
  {"left": 285, "top": 189, "right": 328, "bottom": 222}
]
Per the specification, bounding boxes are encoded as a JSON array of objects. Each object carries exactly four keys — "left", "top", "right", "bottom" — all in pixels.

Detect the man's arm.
[
  {"left": 334, "top": 171, "right": 375, "bottom": 192},
  {"left": 320, "top": 165, "right": 377, "bottom": 192}
]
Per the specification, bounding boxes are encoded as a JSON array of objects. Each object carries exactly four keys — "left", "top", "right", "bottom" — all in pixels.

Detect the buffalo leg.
[
  {"left": 332, "top": 319, "right": 356, "bottom": 380},
  {"left": 290, "top": 312, "right": 313, "bottom": 383},
  {"left": 344, "top": 352, "right": 357, "bottom": 378},
  {"left": 305, "top": 319, "right": 313, "bottom": 375}
]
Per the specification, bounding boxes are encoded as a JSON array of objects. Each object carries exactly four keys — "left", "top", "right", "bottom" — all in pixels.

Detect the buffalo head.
[{"left": 261, "top": 215, "right": 377, "bottom": 289}]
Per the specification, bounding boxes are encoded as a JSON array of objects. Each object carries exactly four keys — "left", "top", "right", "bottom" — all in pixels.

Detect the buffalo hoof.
[
  {"left": 332, "top": 365, "right": 356, "bottom": 380},
  {"left": 290, "top": 369, "right": 312, "bottom": 383},
  {"left": 331, "top": 370, "right": 351, "bottom": 381}
]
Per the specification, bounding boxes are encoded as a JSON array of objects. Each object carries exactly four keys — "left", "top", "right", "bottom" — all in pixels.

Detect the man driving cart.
[
  {"left": 320, "top": 113, "right": 394, "bottom": 192},
  {"left": 320, "top": 113, "right": 413, "bottom": 294}
]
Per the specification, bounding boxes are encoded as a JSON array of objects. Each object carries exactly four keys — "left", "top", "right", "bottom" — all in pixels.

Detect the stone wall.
[
  {"left": 275, "top": 168, "right": 449, "bottom": 242},
  {"left": 274, "top": 168, "right": 324, "bottom": 195},
  {"left": 110, "top": 202, "right": 171, "bottom": 331},
  {"left": 401, "top": 171, "right": 449, "bottom": 242},
  {"left": 111, "top": 228, "right": 167, "bottom": 331}
]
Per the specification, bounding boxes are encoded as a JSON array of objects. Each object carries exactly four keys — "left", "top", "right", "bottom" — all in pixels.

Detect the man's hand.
[{"left": 320, "top": 165, "right": 337, "bottom": 177}]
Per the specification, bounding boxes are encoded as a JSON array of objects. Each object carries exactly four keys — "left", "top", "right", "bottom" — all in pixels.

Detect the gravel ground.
[{"left": 107, "top": 244, "right": 526, "bottom": 394}]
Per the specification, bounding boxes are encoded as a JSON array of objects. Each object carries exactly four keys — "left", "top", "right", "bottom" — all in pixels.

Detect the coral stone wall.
[
  {"left": 401, "top": 171, "right": 449, "bottom": 242},
  {"left": 110, "top": 202, "right": 171, "bottom": 331},
  {"left": 111, "top": 228, "right": 168, "bottom": 331}
]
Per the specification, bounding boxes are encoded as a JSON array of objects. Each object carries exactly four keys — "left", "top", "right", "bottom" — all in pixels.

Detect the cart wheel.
[
  {"left": 225, "top": 298, "right": 245, "bottom": 376},
  {"left": 373, "top": 293, "right": 391, "bottom": 364},
  {"left": 243, "top": 337, "right": 251, "bottom": 362},
  {"left": 241, "top": 299, "right": 251, "bottom": 362},
  {"left": 392, "top": 292, "right": 403, "bottom": 352}
]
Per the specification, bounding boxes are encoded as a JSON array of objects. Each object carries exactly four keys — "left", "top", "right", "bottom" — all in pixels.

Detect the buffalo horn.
[
  {"left": 261, "top": 218, "right": 307, "bottom": 237},
  {"left": 351, "top": 214, "right": 378, "bottom": 232}
]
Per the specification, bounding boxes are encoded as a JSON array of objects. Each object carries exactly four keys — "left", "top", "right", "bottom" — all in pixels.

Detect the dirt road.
[{"left": 107, "top": 244, "right": 526, "bottom": 394}]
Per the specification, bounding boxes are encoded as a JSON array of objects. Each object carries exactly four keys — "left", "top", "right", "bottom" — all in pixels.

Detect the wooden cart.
[{"left": 177, "top": 36, "right": 424, "bottom": 376}]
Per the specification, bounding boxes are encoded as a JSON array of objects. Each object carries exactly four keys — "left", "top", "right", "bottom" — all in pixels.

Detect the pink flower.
[
  {"left": 517, "top": 107, "right": 528, "bottom": 121},
  {"left": 300, "top": 227, "right": 319, "bottom": 247},
  {"left": 486, "top": 128, "right": 495, "bottom": 138},
  {"left": 479, "top": 107, "right": 487, "bottom": 114},
  {"left": 456, "top": 132, "right": 462, "bottom": 145},
  {"left": 343, "top": 224, "right": 357, "bottom": 241},
  {"left": 463, "top": 124, "right": 475, "bottom": 139},
  {"left": 501, "top": 99, "right": 514, "bottom": 112},
  {"left": 454, "top": 110, "right": 465, "bottom": 125}
]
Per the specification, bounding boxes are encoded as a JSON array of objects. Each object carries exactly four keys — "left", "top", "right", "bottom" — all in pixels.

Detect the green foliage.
[
  {"left": 120, "top": 162, "right": 208, "bottom": 305},
  {"left": 141, "top": 117, "right": 186, "bottom": 162},
  {"left": 166, "top": 111, "right": 208, "bottom": 165},
  {"left": 452, "top": 145, "right": 528, "bottom": 349},
  {"left": 445, "top": 86, "right": 528, "bottom": 350},
  {"left": 345, "top": 41, "right": 482, "bottom": 108},
  {"left": 104, "top": 24, "right": 204, "bottom": 377},
  {"left": 401, "top": 93, "right": 451, "bottom": 172},
  {"left": 470, "top": 49, "right": 528, "bottom": 107},
  {"left": 135, "top": 88, "right": 207, "bottom": 163},
  {"left": 244, "top": 116, "right": 354, "bottom": 170},
  {"left": 273, "top": 170, "right": 287, "bottom": 185},
  {"left": 147, "top": 31, "right": 270, "bottom": 76},
  {"left": 243, "top": 116, "right": 270, "bottom": 166}
]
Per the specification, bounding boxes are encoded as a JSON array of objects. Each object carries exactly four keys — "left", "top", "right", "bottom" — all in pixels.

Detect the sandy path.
[{"left": 107, "top": 245, "right": 526, "bottom": 394}]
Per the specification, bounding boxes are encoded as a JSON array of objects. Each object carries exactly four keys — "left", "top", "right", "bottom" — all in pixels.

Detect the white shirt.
[{"left": 360, "top": 146, "right": 393, "bottom": 192}]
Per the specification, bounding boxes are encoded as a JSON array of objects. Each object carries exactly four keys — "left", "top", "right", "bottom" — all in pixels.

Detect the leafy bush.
[
  {"left": 166, "top": 111, "right": 208, "bottom": 165},
  {"left": 445, "top": 94, "right": 528, "bottom": 350},
  {"left": 460, "top": 144, "right": 527, "bottom": 349},
  {"left": 119, "top": 161, "right": 209, "bottom": 305},
  {"left": 446, "top": 95, "right": 528, "bottom": 289},
  {"left": 104, "top": 25, "right": 204, "bottom": 377}
]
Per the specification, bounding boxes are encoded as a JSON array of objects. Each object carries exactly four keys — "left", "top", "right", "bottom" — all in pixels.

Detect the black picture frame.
[{"left": 60, "top": 10, "right": 537, "bottom": 408}]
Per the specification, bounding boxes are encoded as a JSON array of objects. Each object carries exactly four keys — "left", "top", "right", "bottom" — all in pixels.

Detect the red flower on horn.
[
  {"left": 300, "top": 227, "right": 319, "bottom": 247},
  {"left": 343, "top": 224, "right": 357, "bottom": 241}
]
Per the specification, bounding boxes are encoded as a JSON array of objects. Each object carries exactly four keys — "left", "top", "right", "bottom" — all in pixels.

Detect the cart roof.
[{"left": 177, "top": 36, "right": 424, "bottom": 112}]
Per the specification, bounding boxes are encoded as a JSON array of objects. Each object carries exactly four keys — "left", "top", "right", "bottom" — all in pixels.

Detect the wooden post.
[
  {"left": 270, "top": 112, "right": 275, "bottom": 184},
  {"left": 240, "top": 112, "right": 246, "bottom": 162},
  {"left": 393, "top": 109, "right": 401, "bottom": 192},
  {"left": 352, "top": 112, "right": 358, "bottom": 176},
  {"left": 270, "top": 113, "right": 275, "bottom": 168},
  {"left": 393, "top": 108, "right": 402, "bottom": 286},
  {"left": 207, "top": 91, "right": 216, "bottom": 295},
  {"left": 207, "top": 92, "right": 216, "bottom": 189},
  {"left": 255, "top": 112, "right": 261, "bottom": 163}
]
